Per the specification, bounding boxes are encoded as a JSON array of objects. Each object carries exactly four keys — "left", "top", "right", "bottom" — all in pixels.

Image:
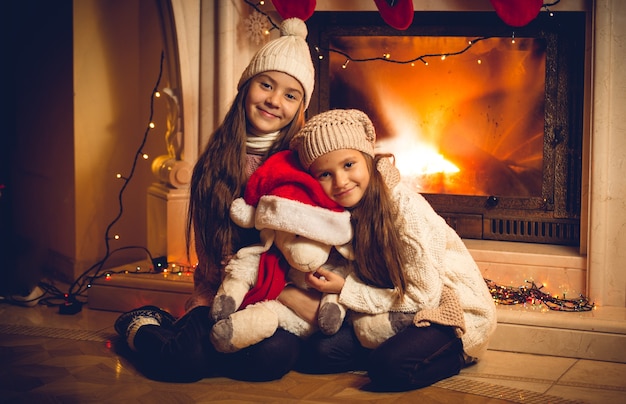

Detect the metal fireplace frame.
[{"left": 306, "top": 11, "right": 585, "bottom": 246}]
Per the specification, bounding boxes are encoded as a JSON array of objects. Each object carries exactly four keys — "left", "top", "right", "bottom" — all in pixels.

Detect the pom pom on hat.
[
  {"left": 230, "top": 150, "right": 352, "bottom": 246},
  {"left": 238, "top": 18, "right": 315, "bottom": 109},
  {"left": 490, "top": 0, "right": 543, "bottom": 27},
  {"left": 290, "top": 109, "right": 376, "bottom": 170}
]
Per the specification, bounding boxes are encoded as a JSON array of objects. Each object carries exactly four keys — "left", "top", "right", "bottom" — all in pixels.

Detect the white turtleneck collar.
[{"left": 246, "top": 130, "right": 280, "bottom": 155}]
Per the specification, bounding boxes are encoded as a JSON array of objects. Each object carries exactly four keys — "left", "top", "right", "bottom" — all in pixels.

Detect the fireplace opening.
[{"left": 307, "top": 11, "right": 585, "bottom": 246}]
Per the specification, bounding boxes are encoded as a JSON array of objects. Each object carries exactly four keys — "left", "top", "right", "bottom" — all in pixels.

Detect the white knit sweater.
[{"left": 338, "top": 182, "right": 497, "bottom": 358}]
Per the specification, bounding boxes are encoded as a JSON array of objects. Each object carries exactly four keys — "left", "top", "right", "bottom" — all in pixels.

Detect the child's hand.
[
  {"left": 305, "top": 268, "right": 345, "bottom": 294},
  {"left": 277, "top": 286, "right": 321, "bottom": 325}
]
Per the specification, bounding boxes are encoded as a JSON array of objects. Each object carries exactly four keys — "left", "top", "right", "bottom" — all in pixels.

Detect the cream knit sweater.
[{"left": 338, "top": 182, "right": 497, "bottom": 358}]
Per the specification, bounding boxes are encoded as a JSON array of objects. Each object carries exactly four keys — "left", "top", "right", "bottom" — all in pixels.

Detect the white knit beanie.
[
  {"left": 290, "top": 109, "right": 376, "bottom": 170},
  {"left": 237, "top": 18, "right": 315, "bottom": 109}
]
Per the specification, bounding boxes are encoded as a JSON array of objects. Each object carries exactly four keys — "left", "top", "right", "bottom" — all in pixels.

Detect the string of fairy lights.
[
  {"left": 486, "top": 280, "right": 593, "bottom": 312},
  {"left": 31, "top": 51, "right": 189, "bottom": 313},
  {"left": 244, "top": 0, "right": 562, "bottom": 67},
  {"left": 244, "top": 0, "right": 594, "bottom": 313}
]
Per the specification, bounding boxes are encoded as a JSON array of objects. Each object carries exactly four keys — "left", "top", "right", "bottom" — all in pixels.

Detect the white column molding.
[
  {"left": 588, "top": 0, "right": 626, "bottom": 307},
  {"left": 170, "top": 0, "right": 200, "bottom": 162}
]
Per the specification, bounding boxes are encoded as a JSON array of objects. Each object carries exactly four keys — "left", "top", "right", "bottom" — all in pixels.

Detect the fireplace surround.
[
  {"left": 306, "top": 11, "right": 586, "bottom": 246},
  {"left": 87, "top": 2, "right": 626, "bottom": 359}
]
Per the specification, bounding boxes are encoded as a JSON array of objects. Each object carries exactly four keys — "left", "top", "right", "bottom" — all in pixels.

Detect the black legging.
[
  {"left": 298, "top": 322, "right": 465, "bottom": 392},
  {"left": 129, "top": 306, "right": 302, "bottom": 383}
]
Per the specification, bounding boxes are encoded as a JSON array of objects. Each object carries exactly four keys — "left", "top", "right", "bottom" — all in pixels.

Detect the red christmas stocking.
[
  {"left": 373, "top": 0, "right": 414, "bottom": 30},
  {"left": 271, "top": 0, "right": 316, "bottom": 21},
  {"left": 490, "top": 0, "right": 543, "bottom": 27}
]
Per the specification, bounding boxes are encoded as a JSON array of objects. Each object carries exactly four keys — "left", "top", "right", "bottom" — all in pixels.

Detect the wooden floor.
[{"left": 1, "top": 304, "right": 625, "bottom": 403}]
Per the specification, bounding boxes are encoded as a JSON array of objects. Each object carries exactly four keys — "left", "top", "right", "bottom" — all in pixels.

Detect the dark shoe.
[
  {"left": 462, "top": 353, "right": 478, "bottom": 367},
  {"left": 114, "top": 305, "right": 176, "bottom": 336}
]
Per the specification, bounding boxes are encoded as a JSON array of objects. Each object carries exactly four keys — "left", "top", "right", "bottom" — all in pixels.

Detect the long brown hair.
[
  {"left": 185, "top": 81, "right": 306, "bottom": 291},
  {"left": 349, "top": 153, "right": 408, "bottom": 298}
]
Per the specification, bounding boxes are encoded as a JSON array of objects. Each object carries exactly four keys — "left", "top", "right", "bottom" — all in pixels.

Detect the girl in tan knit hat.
[
  {"left": 289, "top": 109, "right": 497, "bottom": 392},
  {"left": 115, "top": 17, "right": 315, "bottom": 383}
]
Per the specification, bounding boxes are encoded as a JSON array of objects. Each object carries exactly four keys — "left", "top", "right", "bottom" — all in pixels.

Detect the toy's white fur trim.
[
  {"left": 230, "top": 197, "right": 256, "bottom": 228},
  {"left": 255, "top": 195, "right": 352, "bottom": 246}
]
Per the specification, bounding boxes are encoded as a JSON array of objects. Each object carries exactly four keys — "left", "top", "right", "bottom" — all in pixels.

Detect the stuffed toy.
[{"left": 209, "top": 150, "right": 410, "bottom": 353}]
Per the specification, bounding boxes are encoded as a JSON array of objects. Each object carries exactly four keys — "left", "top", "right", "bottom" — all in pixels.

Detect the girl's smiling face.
[
  {"left": 309, "top": 149, "right": 370, "bottom": 208},
  {"left": 245, "top": 71, "right": 304, "bottom": 135}
]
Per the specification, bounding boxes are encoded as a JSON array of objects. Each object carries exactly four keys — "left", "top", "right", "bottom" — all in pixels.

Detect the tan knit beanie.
[
  {"left": 237, "top": 18, "right": 315, "bottom": 109},
  {"left": 290, "top": 109, "right": 376, "bottom": 169}
]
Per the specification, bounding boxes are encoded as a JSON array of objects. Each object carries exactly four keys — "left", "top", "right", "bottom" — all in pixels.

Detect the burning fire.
[
  {"left": 376, "top": 127, "right": 459, "bottom": 176},
  {"left": 329, "top": 35, "right": 545, "bottom": 197}
]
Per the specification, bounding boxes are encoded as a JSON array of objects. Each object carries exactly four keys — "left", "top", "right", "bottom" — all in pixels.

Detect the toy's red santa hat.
[{"left": 230, "top": 150, "right": 353, "bottom": 247}]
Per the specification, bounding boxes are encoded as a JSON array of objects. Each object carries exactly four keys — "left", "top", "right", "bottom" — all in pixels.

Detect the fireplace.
[{"left": 306, "top": 11, "right": 585, "bottom": 246}]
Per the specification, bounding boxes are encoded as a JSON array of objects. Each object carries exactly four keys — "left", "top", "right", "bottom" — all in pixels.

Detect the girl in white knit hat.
[
  {"left": 114, "top": 17, "right": 315, "bottom": 383},
  {"left": 289, "top": 109, "right": 498, "bottom": 392}
]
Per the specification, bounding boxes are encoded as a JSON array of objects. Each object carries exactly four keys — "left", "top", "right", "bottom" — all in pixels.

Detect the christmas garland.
[{"left": 485, "top": 279, "right": 594, "bottom": 312}]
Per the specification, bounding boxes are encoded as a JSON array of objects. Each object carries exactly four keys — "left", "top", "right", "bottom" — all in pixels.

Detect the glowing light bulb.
[{"left": 149, "top": 122, "right": 155, "bottom": 129}]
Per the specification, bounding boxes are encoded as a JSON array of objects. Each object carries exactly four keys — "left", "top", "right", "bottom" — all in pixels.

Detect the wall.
[
  {"left": 3, "top": 0, "right": 74, "bottom": 293},
  {"left": 7, "top": 0, "right": 172, "bottom": 286}
]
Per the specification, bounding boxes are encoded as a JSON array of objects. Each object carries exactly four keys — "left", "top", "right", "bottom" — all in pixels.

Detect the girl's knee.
[{"left": 367, "top": 339, "right": 465, "bottom": 392}]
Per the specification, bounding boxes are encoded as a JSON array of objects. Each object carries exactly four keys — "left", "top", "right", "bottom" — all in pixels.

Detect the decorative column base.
[{"left": 147, "top": 183, "right": 196, "bottom": 267}]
